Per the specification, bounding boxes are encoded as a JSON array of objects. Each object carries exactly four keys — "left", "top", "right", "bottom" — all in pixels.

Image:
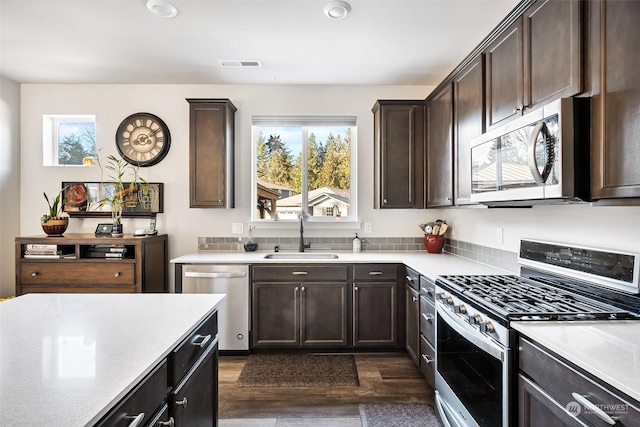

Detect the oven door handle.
[{"left": 437, "top": 302, "right": 504, "bottom": 361}]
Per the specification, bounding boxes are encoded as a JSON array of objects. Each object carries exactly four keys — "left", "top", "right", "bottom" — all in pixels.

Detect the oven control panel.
[{"left": 435, "top": 285, "right": 510, "bottom": 347}]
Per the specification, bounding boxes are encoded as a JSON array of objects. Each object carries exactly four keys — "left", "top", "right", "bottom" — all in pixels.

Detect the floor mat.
[
  {"left": 359, "top": 403, "right": 442, "bottom": 427},
  {"left": 236, "top": 354, "right": 359, "bottom": 387}
]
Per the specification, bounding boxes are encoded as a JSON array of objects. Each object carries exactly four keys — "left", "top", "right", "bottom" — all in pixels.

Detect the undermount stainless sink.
[{"left": 263, "top": 253, "right": 339, "bottom": 260}]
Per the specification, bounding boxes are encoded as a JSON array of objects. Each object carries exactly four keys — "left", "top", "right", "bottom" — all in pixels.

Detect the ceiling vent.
[{"left": 219, "top": 60, "right": 263, "bottom": 68}]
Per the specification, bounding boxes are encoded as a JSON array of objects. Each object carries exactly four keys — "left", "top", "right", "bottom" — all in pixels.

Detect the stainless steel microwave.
[{"left": 470, "top": 98, "right": 590, "bottom": 206}]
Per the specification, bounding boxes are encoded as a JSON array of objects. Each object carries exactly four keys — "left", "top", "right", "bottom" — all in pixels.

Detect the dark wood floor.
[{"left": 219, "top": 352, "right": 434, "bottom": 420}]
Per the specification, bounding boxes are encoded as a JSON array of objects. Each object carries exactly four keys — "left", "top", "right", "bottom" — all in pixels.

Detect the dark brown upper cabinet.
[
  {"left": 373, "top": 100, "right": 426, "bottom": 209},
  {"left": 187, "top": 98, "right": 236, "bottom": 208},
  {"left": 590, "top": 0, "right": 640, "bottom": 200},
  {"left": 426, "top": 84, "right": 454, "bottom": 208},
  {"left": 485, "top": 0, "right": 582, "bottom": 130},
  {"left": 484, "top": 17, "right": 524, "bottom": 129},
  {"left": 453, "top": 55, "right": 485, "bottom": 206}
]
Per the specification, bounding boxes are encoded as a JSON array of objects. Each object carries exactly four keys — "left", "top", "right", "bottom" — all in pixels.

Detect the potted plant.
[
  {"left": 42, "top": 187, "right": 69, "bottom": 236},
  {"left": 96, "top": 154, "right": 146, "bottom": 237}
]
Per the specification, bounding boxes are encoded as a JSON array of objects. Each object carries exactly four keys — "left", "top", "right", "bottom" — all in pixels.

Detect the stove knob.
[
  {"left": 437, "top": 292, "right": 448, "bottom": 300},
  {"left": 468, "top": 314, "right": 482, "bottom": 324},
  {"left": 445, "top": 297, "right": 454, "bottom": 305},
  {"left": 455, "top": 304, "right": 467, "bottom": 314},
  {"left": 481, "top": 321, "right": 495, "bottom": 334}
]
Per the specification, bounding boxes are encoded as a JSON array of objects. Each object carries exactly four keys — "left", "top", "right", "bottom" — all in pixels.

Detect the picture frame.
[{"left": 62, "top": 182, "right": 164, "bottom": 217}]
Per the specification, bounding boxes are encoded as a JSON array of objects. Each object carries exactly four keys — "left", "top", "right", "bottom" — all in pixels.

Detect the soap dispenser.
[{"left": 352, "top": 233, "right": 361, "bottom": 253}]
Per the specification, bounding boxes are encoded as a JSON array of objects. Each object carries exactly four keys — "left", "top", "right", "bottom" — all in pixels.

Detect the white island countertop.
[
  {"left": 512, "top": 320, "right": 640, "bottom": 403},
  {"left": 170, "top": 251, "right": 510, "bottom": 281},
  {"left": 0, "top": 293, "right": 225, "bottom": 427}
]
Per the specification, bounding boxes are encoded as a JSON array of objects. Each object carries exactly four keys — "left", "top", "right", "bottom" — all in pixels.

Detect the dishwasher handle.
[{"left": 184, "top": 271, "right": 247, "bottom": 279}]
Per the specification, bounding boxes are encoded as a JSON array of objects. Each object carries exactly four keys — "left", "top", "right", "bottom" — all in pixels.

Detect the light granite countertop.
[
  {"left": 0, "top": 293, "right": 225, "bottom": 426},
  {"left": 512, "top": 321, "right": 640, "bottom": 403},
  {"left": 170, "top": 251, "right": 512, "bottom": 281}
]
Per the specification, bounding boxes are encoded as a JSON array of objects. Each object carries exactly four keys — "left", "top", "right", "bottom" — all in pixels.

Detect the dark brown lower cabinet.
[
  {"left": 519, "top": 336, "right": 640, "bottom": 427},
  {"left": 171, "top": 342, "right": 218, "bottom": 427},
  {"left": 252, "top": 281, "right": 349, "bottom": 348},
  {"left": 405, "top": 284, "right": 420, "bottom": 364},
  {"left": 353, "top": 282, "right": 398, "bottom": 347}
]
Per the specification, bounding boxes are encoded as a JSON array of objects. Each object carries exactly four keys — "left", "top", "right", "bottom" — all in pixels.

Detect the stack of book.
[
  {"left": 86, "top": 244, "right": 128, "bottom": 259},
  {"left": 23, "top": 244, "right": 72, "bottom": 259}
]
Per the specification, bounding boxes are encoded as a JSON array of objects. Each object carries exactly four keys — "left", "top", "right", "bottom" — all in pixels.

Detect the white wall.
[
  {"left": 17, "top": 83, "right": 640, "bottom": 297},
  {"left": 1, "top": 76, "right": 21, "bottom": 297}
]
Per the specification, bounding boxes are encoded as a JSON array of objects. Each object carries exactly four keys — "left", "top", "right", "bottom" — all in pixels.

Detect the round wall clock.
[{"left": 115, "top": 112, "right": 171, "bottom": 167}]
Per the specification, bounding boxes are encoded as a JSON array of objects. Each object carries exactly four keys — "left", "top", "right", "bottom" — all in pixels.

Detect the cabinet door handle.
[
  {"left": 354, "top": 286, "right": 359, "bottom": 292},
  {"left": 422, "top": 313, "right": 434, "bottom": 323},
  {"left": 383, "top": 198, "right": 388, "bottom": 204},
  {"left": 126, "top": 413, "right": 145, "bottom": 427},
  {"left": 194, "top": 334, "right": 212, "bottom": 348},
  {"left": 421, "top": 354, "right": 434, "bottom": 364},
  {"left": 175, "top": 397, "right": 188, "bottom": 408},
  {"left": 158, "top": 417, "right": 175, "bottom": 427},
  {"left": 301, "top": 286, "right": 306, "bottom": 292},
  {"left": 571, "top": 393, "right": 616, "bottom": 425},
  {"left": 292, "top": 271, "right": 308, "bottom": 275},
  {"left": 295, "top": 287, "right": 299, "bottom": 292},
  {"left": 31, "top": 272, "right": 38, "bottom": 277},
  {"left": 369, "top": 271, "right": 383, "bottom": 276},
  {"left": 114, "top": 272, "right": 121, "bottom": 277}
]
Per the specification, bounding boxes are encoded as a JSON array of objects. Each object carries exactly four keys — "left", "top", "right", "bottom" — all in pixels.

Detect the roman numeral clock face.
[{"left": 115, "top": 113, "right": 171, "bottom": 166}]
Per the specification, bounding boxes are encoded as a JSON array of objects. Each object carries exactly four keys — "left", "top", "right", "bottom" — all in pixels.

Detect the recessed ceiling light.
[
  {"left": 324, "top": 1, "right": 351, "bottom": 19},
  {"left": 146, "top": 0, "right": 178, "bottom": 18}
]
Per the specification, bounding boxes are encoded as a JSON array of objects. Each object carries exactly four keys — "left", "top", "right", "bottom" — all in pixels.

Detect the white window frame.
[
  {"left": 43, "top": 114, "right": 96, "bottom": 166},
  {"left": 251, "top": 115, "right": 358, "bottom": 227}
]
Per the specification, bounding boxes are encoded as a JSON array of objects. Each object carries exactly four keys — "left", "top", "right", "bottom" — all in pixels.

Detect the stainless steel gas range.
[{"left": 434, "top": 239, "right": 640, "bottom": 427}]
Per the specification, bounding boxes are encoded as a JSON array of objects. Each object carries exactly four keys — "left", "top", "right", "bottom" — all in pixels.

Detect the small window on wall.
[{"left": 43, "top": 115, "right": 96, "bottom": 166}]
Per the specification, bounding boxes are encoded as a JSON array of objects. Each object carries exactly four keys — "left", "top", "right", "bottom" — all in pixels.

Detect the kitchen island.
[{"left": 0, "top": 293, "right": 224, "bottom": 426}]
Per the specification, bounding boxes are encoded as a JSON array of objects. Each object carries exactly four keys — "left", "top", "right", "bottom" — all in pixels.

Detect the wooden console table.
[{"left": 15, "top": 233, "right": 168, "bottom": 295}]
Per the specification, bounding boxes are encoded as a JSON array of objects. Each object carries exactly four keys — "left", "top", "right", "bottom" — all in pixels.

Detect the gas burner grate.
[{"left": 437, "top": 275, "right": 635, "bottom": 321}]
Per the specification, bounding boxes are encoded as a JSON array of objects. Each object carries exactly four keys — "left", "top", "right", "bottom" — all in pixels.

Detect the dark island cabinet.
[
  {"left": 453, "top": 54, "right": 485, "bottom": 206},
  {"left": 519, "top": 336, "right": 640, "bottom": 427},
  {"left": 97, "top": 310, "right": 219, "bottom": 427},
  {"left": 251, "top": 265, "right": 349, "bottom": 348},
  {"left": 187, "top": 98, "right": 236, "bottom": 208},
  {"left": 485, "top": 0, "right": 582, "bottom": 130},
  {"left": 589, "top": 0, "right": 640, "bottom": 200},
  {"left": 353, "top": 264, "right": 401, "bottom": 348},
  {"left": 373, "top": 100, "right": 426, "bottom": 209},
  {"left": 426, "top": 83, "right": 454, "bottom": 207}
]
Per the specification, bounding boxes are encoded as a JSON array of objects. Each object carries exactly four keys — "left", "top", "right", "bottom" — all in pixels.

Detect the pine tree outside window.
[
  {"left": 43, "top": 115, "right": 96, "bottom": 166},
  {"left": 252, "top": 116, "right": 357, "bottom": 223}
]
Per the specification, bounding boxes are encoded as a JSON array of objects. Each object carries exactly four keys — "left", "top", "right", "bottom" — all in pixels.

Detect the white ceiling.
[{"left": 0, "top": 0, "right": 519, "bottom": 86}]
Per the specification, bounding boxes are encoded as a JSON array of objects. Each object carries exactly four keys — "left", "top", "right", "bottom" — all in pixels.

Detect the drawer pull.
[
  {"left": 571, "top": 393, "right": 617, "bottom": 425},
  {"left": 422, "top": 313, "right": 434, "bottom": 323},
  {"left": 158, "top": 418, "right": 175, "bottom": 427},
  {"left": 194, "top": 334, "right": 212, "bottom": 348},
  {"left": 31, "top": 272, "right": 38, "bottom": 277},
  {"left": 412, "top": 296, "right": 419, "bottom": 302},
  {"left": 421, "top": 354, "right": 434, "bottom": 364},
  {"left": 126, "top": 413, "right": 145, "bottom": 427},
  {"left": 405, "top": 275, "right": 415, "bottom": 282},
  {"left": 292, "top": 271, "right": 308, "bottom": 275},
  {"left": 114, "top": 272, "right": 121, "bottom": 277},
  {"left": 175, "top": 397, "right": 188, "bottom": 408},
  {"left": 369, "top": 271, "right": 383, "bottom": 276}
]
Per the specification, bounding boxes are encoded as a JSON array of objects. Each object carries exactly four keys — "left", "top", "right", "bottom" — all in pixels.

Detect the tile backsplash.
[{"left": 197, "top": 236, "right": 519, "bottom": 273}]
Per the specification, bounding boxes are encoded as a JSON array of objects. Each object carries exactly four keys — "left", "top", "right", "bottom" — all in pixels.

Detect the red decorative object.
[{"left": 424, "top": 234, "right": 445, "bottom": 254}]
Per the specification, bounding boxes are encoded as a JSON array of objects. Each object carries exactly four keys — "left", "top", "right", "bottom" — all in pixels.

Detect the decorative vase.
[
  {"left": 41, "top": 217, "right": 69, "bottom": 236},
  {"left": 424, "top": 234, "right": 445, "bottom": 254}
]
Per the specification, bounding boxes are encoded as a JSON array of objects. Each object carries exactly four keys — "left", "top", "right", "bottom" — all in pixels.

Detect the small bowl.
[{"left": 244, "top": 243, "right": 258, "bottom": 252}]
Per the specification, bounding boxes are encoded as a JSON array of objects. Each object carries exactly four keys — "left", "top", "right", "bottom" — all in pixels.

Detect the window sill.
[{"left": 250, "top": 219, "right": 362, "bottom": 230}]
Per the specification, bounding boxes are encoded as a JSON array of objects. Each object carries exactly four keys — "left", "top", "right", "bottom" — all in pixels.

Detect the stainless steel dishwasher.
[{"left": 181, "top": 264, "right": 249, "bottom": 351}]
